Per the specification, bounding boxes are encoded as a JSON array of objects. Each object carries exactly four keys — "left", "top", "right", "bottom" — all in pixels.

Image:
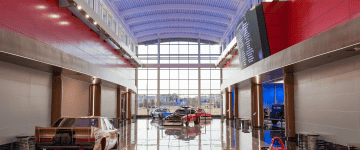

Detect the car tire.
[
  {"left": 194, "top": 117, "right": 200, "bottom": 125},
  {"left": 272, "top": 120, "right": 278, "bottom": 125},
  {"left": 186, "top": 120, "right": 189, "bottom": 126},
  {"left": 101, "top": 138, "right": 106, "bottom": 150}
]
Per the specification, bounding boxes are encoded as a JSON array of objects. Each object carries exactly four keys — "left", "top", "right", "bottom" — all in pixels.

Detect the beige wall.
[
  {"left": 294, "top": 54, "right": 360, "bottom": 145},
  {"left": 238, "top": 86, "right": 251, "bottom": 120},
  {"left": 62, "top": 78, "right": 90, "bottom": 117},
  {"left": 0, "top": 61, "right": 52, "bottom": 145},
  {"left": 101, "top": 86, "right": 117, "bottom": 118}
]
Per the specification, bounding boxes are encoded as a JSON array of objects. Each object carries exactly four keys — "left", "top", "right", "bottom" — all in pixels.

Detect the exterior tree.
[
  {"left": 150, "top": 99, "right": 155, "bottom": 107},
  {"left": 143, "top": 99, "right": 148, "bottom": 108}
]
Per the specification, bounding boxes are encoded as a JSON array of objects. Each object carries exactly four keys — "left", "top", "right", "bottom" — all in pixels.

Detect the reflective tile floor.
[{"left": 116, "top": 119, "right": 299, "bottom": 150}]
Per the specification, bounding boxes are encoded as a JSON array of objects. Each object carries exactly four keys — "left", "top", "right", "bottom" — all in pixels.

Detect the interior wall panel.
[
  {"left": 238, "top": 86, "right": 252, "bottom": 120},
  {"left": 62, "top": 78, "right": 90, "bottom": 117},
  {"left": 294, "top": 54, "right": 360, "bottom": 145},
  {"left": 101, "top": 86, "right": 117, "bottom": 118},
  {"left": 0, "top": 61, "right": 52, "bottom": 145}
]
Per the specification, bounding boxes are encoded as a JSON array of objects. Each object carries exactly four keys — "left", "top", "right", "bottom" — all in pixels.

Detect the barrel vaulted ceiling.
[{"left": 105, "top": 0, "right": 250, "bottom": 43}]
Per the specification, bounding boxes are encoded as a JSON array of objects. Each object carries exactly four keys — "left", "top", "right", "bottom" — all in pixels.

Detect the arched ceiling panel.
[
  {"left": 125, "top": 13, "right": 231, "bottom": 25},
  {"left": 120, "top": 4, "right": 236, "bottom": 17},
  {"left": 130, "top": 21, "right": 227, "bottom": 32},
  {"left": 104, "top": 0, "right": 245, "bottom": 43},
  {"left": 134, "top": 28, "right": 223, "bottom": 38}
]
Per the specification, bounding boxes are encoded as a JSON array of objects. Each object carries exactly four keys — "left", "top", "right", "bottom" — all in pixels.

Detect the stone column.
[
  {"left": 89, "top": 83, "right": 101, "bottom": 116},
  {"left": 225, "top": 91, "right": 230, "bottom": 119},
  {"left": 229, "top": 91, "right": 233, "bottom": 119},
  {"left": 251, "top": 83, "right": 263, "bottom": 128},
  {"left": 284, "top": 73, "right": 295, "bottom": 137},
  {"left": 51, "top": 71, "right": 63, "bottom": 125},
  {"left": 126, "top": 92, "right": 132, "bottom": 119}
]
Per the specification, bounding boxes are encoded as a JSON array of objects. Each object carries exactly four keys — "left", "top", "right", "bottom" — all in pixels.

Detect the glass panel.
[
  {"left": 147, "top": 80, "right": 157, "bottom": 89},
  {"left": 169, "top": 60, "right": 178, "bottom": 64},
  {"left": 169, "top": 80, "right": 178, "bottom": 89},
  {"left": 201, "top": 80, "right": 211, "bottom": 89},
  {"left": 179, "top": 60, "right": 188, "bottom": 64},
  {"left": 169, "top": 70, "right": 178, "bottom": 79},
  {"left": 179, "top": 45, "right": 188, "bottom": 54},
  {"left": 201, "top": 90, "right": 211, "bottom": 94},
  {"left": 189, "top": 60, "right": 198, "bottom": 64},
  {"left": 138, "top": 45, "right": 147, "bottom": 54},
  {"left": 179, "top": 81, "right": 188, "bottom": 89},
  {"left": 102, "top": 9, "right": 107, "bottom": 22},
  {"left": 170, "top": 45, "right": 178, "bottom": 54},
  {"left": 179, "top": 90, "right": 188, "bottom": 95},
  {"left": 211, "top": 70, "right": 220, "bottom": 79},
  {"left": 179, "top": 70, "right": 188, "bottom": 79},
  {"left": 210, "top": 45, "right": 221, "bottom": 54},
  {"left": 138, "top": 90, "right": 147, "bottom": 95},
  {"left": 138, "top": 69, "right": 147, "bottom": 79},
  {"left": 189, "top": 80, "right": 198, "bottom": 89},
  {"left": 211, "top": 80, "right": 220, "bottom": 89},
  {"left": 160, "top": 60, "right": 169, "bottom": 64},
  {"left": 200, "top": 45, "right": 210, "bottom": 54},
  {"left": 147, "top": 69, "right": 157, "bottom": 79},
  {"left": 200, "top": 59, "right": 211, "bottom": 64},
  {"left": 160, "top": 80, "right": 169, "bottom": 89},
  {"left": 148, "top": 90, "right": 157, "bottom": 95},
  {"left": 160, "top": 90, "right": 169, "bottom": 94},
  {"left": 147, "top": 60, "right": 157, "bottom": 64},
  {"left": 169, "top": 90, "right": 179, "bottom": 95},
  {"left": 160, "top": 45, "right": 169, "bottom": 54},
  {"left": 200, "top": 69, "right": 211, "bottom": 79},
  {"left": 189, "top": 90, "right": 198, "bottom": 95},
  {"left": 189, "top": 45, "right": 198, "bottom": 54},
  {"left": 189, "top": 70, "right": 198, "bottom": 79},
  {"left": 211, "top": 90, "right": 221, "bottom": 94},
  {"left": 107, "top": 15, "right": 111, "bottom": 27},
  {"left": 148, "top": 45, "right": 158, "bottom": 54},
  {"left": 138, "top": 80, "right": 147, "bottom": 89},
  {"left": 160, "top": 69, "right": 169, "bottom": 79}
]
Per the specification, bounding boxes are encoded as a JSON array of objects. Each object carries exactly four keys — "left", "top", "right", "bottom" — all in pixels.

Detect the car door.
[
  {"left": 103, "top": 118, "right": 117, "bottom": 148},
  {"left": 101, "top": 118, "right": 111, "bottom": 150}
]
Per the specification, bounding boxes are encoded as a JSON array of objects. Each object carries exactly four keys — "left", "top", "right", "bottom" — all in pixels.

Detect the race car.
[
  {"left": 150, "top": 108, "right": 171, "bottom": 119},
  {"left": 182, "top": 108, "right": 212, "bottom": 126},
  {"left": 163, "top": 107, "right": 196, "bottom": 124},
  {"left": 35, "top": 116, "right": 118, "bottom": 150}
]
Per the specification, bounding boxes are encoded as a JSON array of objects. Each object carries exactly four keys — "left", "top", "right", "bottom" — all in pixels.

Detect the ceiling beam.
[
  {"left": 125, "top": 13, "right": 231, "bottom": 25},
  {"left": 118, "top": 4, "right": 236, "bottom": 17},
  {"left": 130, "top": 21, "right": 227, "bottom": 32},
  {"left": 135, "top": 28, "right": 223, "bottom": 38},
  {"left": 137, "top": 33, "right": 220, "bottom": 43}
]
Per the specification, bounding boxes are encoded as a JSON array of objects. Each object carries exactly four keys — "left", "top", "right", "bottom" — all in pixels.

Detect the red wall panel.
[{"left": 263, "top": 0, "right": 355, "bottom": 55}]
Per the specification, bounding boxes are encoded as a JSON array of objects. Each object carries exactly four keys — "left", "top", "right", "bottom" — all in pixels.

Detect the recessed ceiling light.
[
  {"left": 36, "top": 5, "right": 46, "bottom": 9},
  {"left": 85, "top": 15, "right": 89, "bottom": 18},
  {"left": 49, "top": 14, "right": 60, "bottom": 19},
  {"left": 59, "top": 21, "right": 69, "bottom": 25},
  {"left": 77, "top": 6, "right": 82, "bottom": 10},
  {"left": 94, "top": 21, "right": 97, "bottom": 25}
]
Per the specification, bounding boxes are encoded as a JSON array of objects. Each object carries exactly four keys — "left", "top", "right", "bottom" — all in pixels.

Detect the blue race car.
[{"left": 150, "top": 108, "right": 171, "bottom": 119}]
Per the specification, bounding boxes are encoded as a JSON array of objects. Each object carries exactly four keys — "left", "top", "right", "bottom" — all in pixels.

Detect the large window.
[{"left": 137, "top": 41, "right": 222, "bottom": 116}]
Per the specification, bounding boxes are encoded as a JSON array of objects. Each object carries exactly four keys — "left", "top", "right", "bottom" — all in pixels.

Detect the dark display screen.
[{"left": 235, "top": 3, "right": 270, "bottom": 69}]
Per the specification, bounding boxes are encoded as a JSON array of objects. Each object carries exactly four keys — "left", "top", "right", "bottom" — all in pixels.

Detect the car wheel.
[
  {"left": 186, "top": 120, "right": 189, "bottom": 126},
  {"left": 195, "top": 117, "right": 200, "bottom": 125},
  {"left": 101, "top": 138, "right": 106, "bottom": 150},
  {"left": 272, "top": 120, "right": 278, "bottom": 125}
]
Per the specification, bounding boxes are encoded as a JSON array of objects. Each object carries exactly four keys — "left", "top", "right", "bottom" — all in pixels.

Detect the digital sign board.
[{"left": 235, "top": 3, "right": 271, "bottom": 69}]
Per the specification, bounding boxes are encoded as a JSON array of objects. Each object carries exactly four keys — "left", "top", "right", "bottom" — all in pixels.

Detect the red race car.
[{"left": 182, "top": 108, "right": 212, "bottom": 126}]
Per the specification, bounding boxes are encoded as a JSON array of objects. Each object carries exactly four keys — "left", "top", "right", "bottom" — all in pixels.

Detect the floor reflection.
[{"left": 116, "top": 119, "right": 298, "bottom": 150}]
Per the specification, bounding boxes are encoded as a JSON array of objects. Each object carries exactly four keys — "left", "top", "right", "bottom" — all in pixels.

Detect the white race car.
[{"left": 35, "top": 116, "right": 118, "bottom": 150}]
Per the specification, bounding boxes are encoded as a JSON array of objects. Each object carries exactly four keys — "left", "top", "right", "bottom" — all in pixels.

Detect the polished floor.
[{"left": 117, "top": 119, "right": 299, "bottom": 150}]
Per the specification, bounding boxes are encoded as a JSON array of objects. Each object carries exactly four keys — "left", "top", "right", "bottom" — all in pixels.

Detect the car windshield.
[
  {"left": 174, "top": 110, "right": 188, "bottom": 115},
  {"left": 160, "top": 109, "right": 169, "bottom": 112},
  {"left": 53, "top": 118, "right": 99, "bottom": 127}
]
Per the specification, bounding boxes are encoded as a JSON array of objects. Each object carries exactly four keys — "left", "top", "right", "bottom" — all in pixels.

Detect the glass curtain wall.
[{"left": 137, "top": 41, "right": 221, "bottom": 115}]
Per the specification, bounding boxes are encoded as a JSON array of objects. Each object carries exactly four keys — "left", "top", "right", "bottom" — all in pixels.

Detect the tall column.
[
  {"left": 225, "top": 91, "right": 229, "bottom": 119},
  {"left": 123, "top": 92, "right": 127, "bottom": 119},
  {"left": 117, "top": 87, "right": 121, "bottom": 119},
  {"left": 229, "top": 91, "right": 233, "bottom": 119},
  {"left": 126, "top": 92, "right": 132, "bottom": 119},
  {"left": 157, "top": 68, "right": 161, "bottom": 107},
  {"left": 51, "top": 72, "right": 63, "bottom": 125},
  {"left": 89, "top": 83, "right": 101, "bottom": 116},
  {"left": 220, "top": 69, "right": 223, "bottom": 119},
  {"left": 284, "top": 73, "right": 295, "bottom": 137},
  {"left": 198, "top": 68, "right": 201, "bottom": 107},
  {"left": 234, "top": 89, "right": 239, "bottom": 118},
  {"left": 251, "top": 83, "right": 263, "bottom": 128}
]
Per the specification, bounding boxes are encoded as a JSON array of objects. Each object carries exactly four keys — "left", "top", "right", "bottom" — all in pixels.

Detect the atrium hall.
[{"left": 1, "top": 0, "right": 360, "bottom": 149}]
